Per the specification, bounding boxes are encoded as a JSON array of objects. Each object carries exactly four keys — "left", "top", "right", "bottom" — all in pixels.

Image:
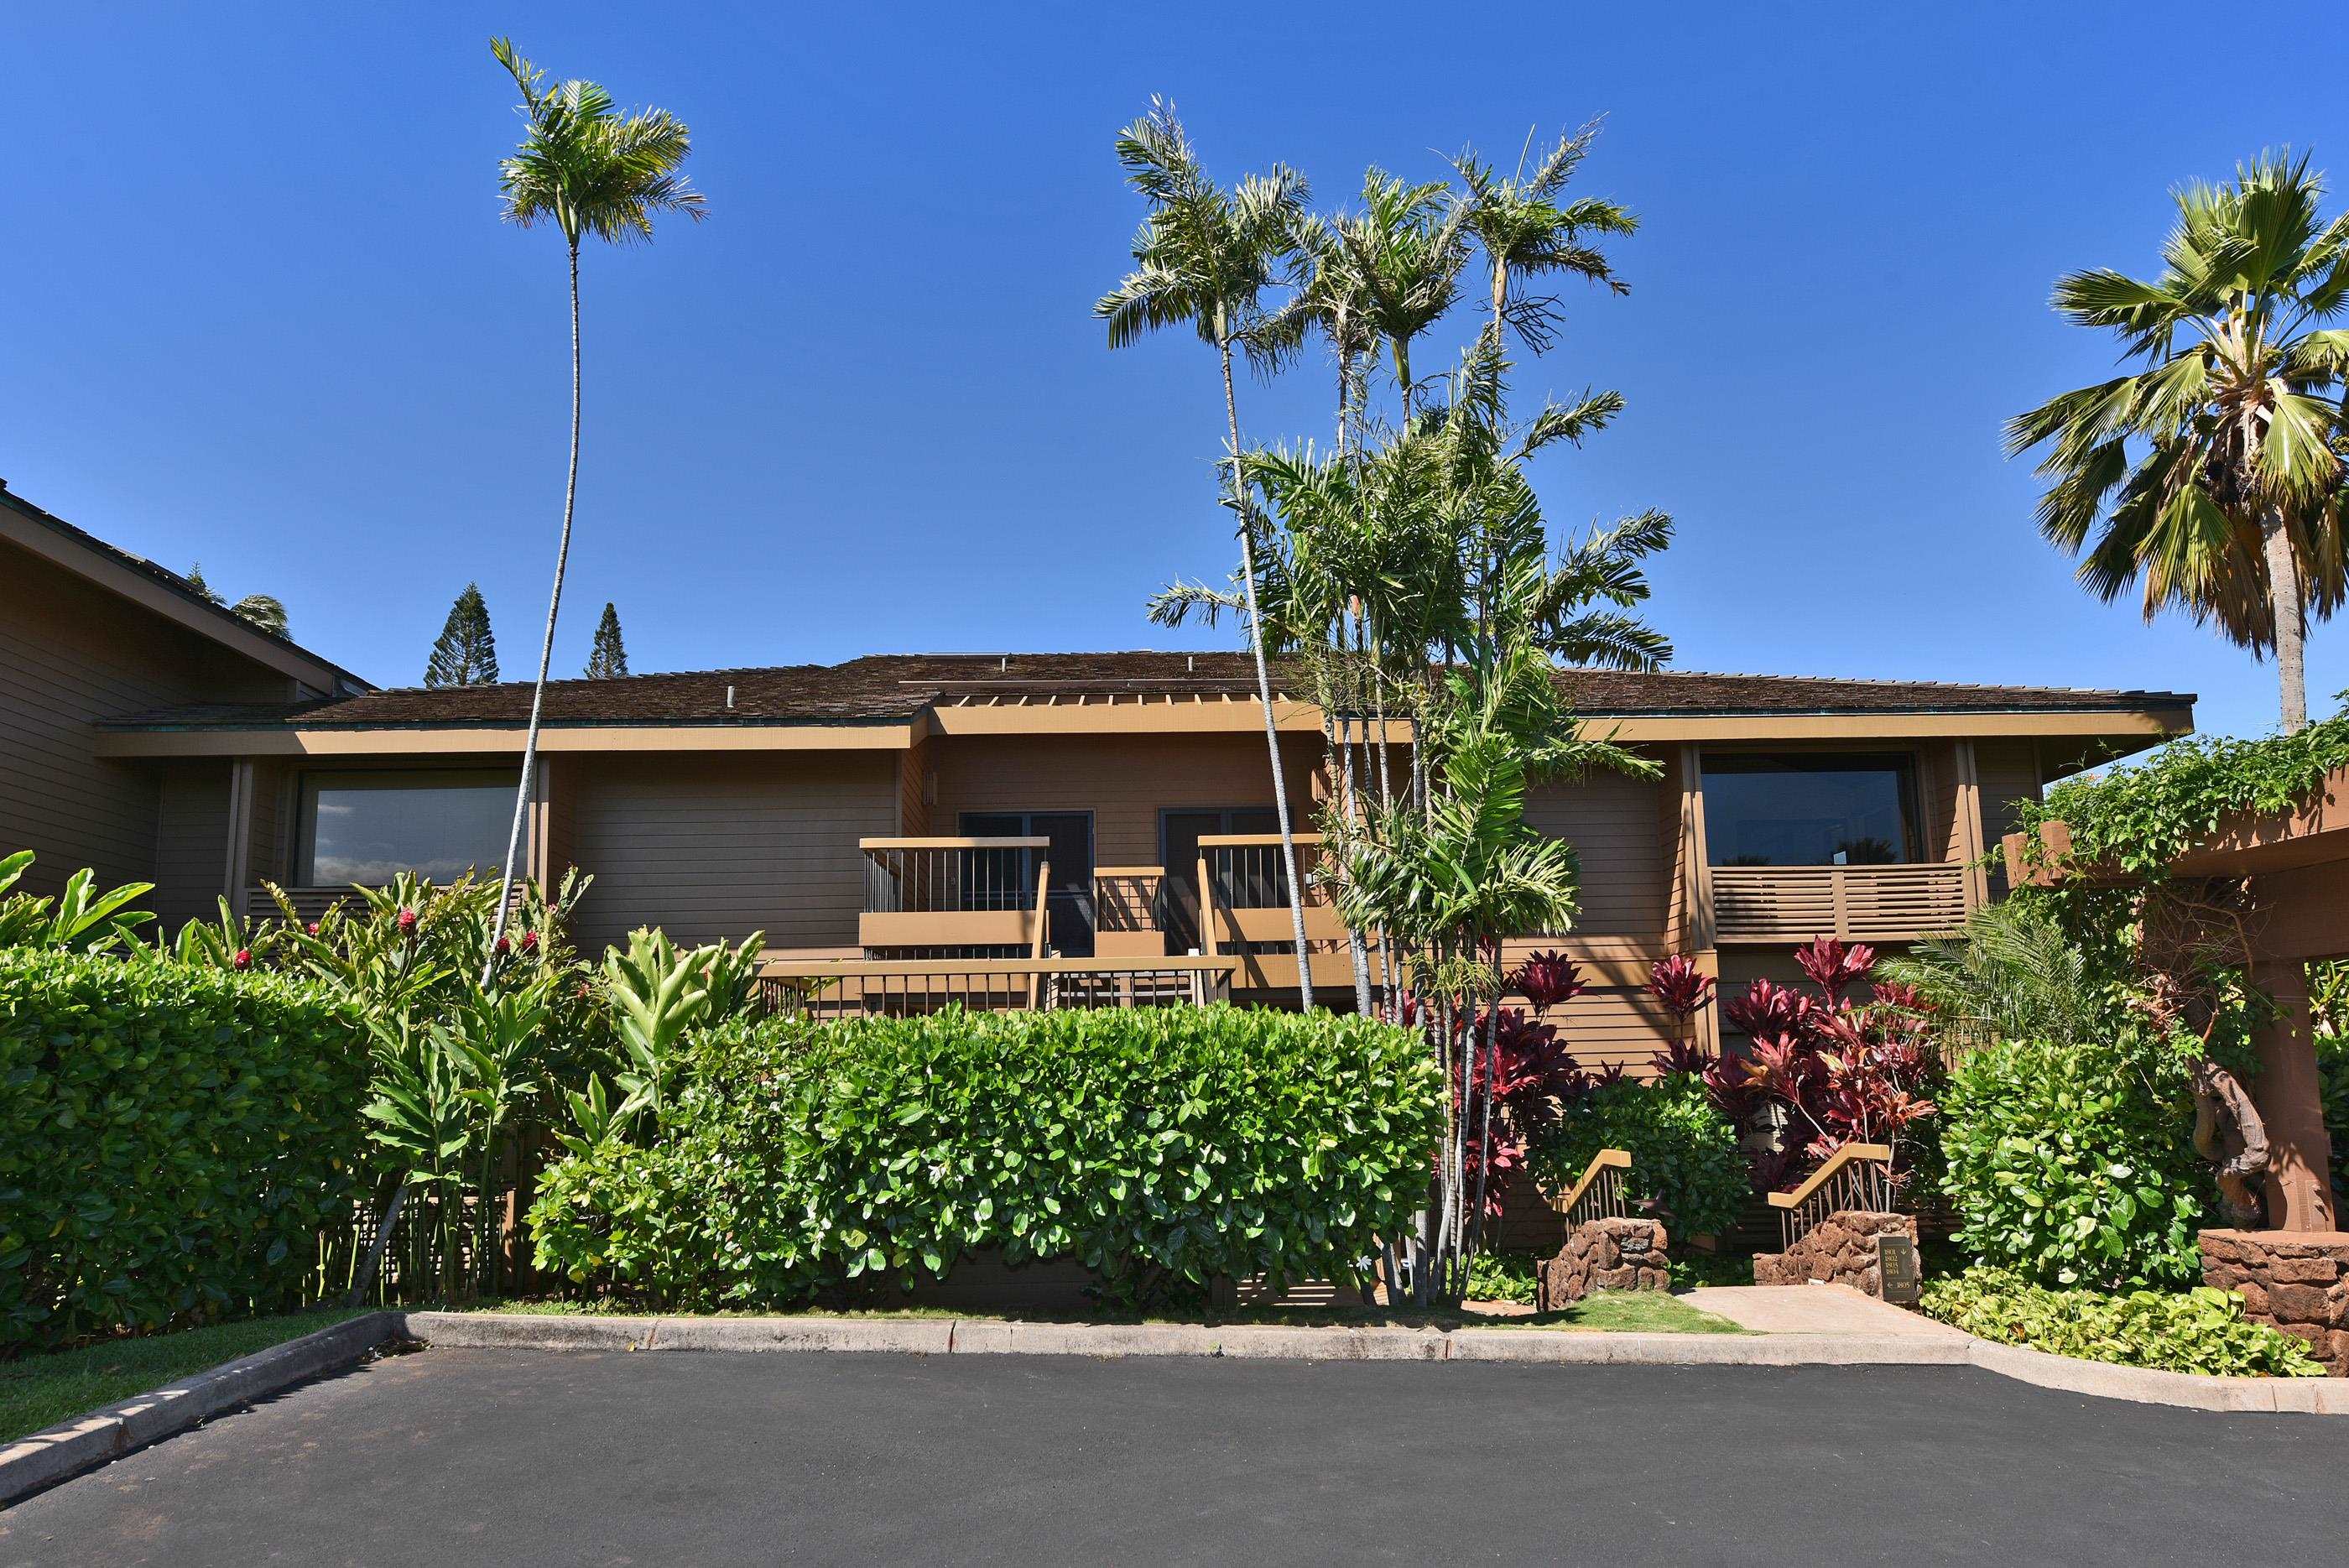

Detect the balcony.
[
  {"left": 858, "top": 837, "right": 1050, "bottom": 955},
  {"left": 1710, "top": 862, "right": 1971, "bottom": 944},
  {"left": 1197, "top": 832, "right": 1358, "bottom": 992}
]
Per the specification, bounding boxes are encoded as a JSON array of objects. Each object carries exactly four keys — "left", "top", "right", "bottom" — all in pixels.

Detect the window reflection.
[
  {"left": 300, "top": 770, "right": 518, "bottom": 886},
  {"left": 1701, "top": 753, "right": 1918, "bottom": 867}
]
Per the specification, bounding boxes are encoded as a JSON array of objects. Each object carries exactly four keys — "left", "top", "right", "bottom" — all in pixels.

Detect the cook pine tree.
[
  {"left": 585, "top": 602, "right": 629, "bottom": 678},
  {"left": 424, "top": 583, "right": 501, "bottom": 687}
]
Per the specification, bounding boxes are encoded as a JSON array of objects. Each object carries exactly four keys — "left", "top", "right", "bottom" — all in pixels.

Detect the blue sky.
[{"left": 3, "top": 3, "right": 2345, "bottom": 740}]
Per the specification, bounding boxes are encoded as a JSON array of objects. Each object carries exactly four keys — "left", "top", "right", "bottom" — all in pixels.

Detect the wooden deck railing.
[
  {"left": 757, "top": 955, "right": 1237, "bottom": 1018},
  {"left": 1767, "top": 1142, "right": 1893, "bottom": 1249},
  {"left": 1711, "top": 863, "right": 1969, "bottom": 943},
  {"left": 1197, "top": 833, "right": 1356, "bottom": 991},
  {"left": 1092, "top": 866, "right": 1169, "bottom": 959},
  {"left": 1545, "top": 1148, "right": 1633, "bottom": 1227},
  {"left": 858, "top": 837, "right": 1049, "bottom": 953}
]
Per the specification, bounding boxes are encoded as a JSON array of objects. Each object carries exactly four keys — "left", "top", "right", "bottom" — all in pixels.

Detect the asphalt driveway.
[{"left": 3, "top": 1347, "right": 2339, "bottom": 1565}]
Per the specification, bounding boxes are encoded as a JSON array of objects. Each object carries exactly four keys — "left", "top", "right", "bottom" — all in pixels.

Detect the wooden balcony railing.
[
  {"left": 1197, "top": 833, "right": 1356, "bottom": 991},
  {"left": 1710, "top": 862, "right": 1970, "bottom": 944},
  {"left": 757, "top": 955, "right": 1237, "bottom": 1018},
  {"left": 858, "top": 837, "right": 1049, "bottom": 954},
  {"left": 1092, "top": 866, "right": 1169, "bottom": 959}
]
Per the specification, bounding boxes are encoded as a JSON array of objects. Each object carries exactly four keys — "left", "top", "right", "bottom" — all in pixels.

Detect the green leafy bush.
[
  {"left": 0, "top": 949, "right": 371, "bottom": 1352},
  {"left": 530, "top": 1006, "right": 1443, "bottom": 1310},
  {"left": 1923, "top": 1266, "right": 2321, "bottom": 1378},
  {"left": 2318, "top": 1026, "right": 2349, "bottom": 1205},
  {"left": 1463, "top": 1250, "right": 1541, "bottom": 1305},
  {"left": 1940, "top": 1030, "right": 2214, "bottom": 1289},
  {"left": 1529, "top": 1074, "right": 1747, "bottom": 1240}
]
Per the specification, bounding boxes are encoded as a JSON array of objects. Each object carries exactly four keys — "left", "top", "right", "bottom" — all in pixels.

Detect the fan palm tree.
[
  {"left": 2009, "top": 151, "right": 2349, "bottom": 732},
  {"left": 486, "top": 37, "right": 703, "bottom": 951},
  {"left": 1096, "top": 99, "right": 1319, "bottom": 1003},
  {"left": 1451, "top": 120, "right": 1637, "bottom": 353}
]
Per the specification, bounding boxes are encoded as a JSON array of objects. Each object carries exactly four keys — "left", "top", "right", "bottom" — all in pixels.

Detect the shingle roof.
[{"left": 103, "top": 651, "right": 2195, "bottom": 731}]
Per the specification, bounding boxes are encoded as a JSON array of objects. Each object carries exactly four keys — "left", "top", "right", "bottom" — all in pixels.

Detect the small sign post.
[{"left": 1877, "top": 1232, "right": 1922, "bottom": 1308}]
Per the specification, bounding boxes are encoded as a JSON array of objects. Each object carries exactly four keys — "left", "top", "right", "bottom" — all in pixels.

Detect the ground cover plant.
[
  {"left": 530, "top": 1006, "right": 1443, "bottom": 1311},
  {"left": 0, "top": 1309, "right": 375, "bottom": 1443},
  {"left": 1924, "top": 1266, "right": 2320, "bottom": 1378}
]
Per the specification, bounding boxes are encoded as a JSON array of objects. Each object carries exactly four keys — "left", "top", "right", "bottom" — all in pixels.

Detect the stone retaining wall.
[
  {"left": 2200, "top": 1228, "right": 2349, "bottom": 1375},
  {"left": 1539, "top": 1216, "right": 1669, "bottom": 1309},
  {"left": 1751, "top": 1210, "right": 1915, "bottom": 1297}
]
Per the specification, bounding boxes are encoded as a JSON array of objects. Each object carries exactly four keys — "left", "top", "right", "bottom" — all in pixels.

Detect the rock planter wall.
[
  {"left": 1538, "top": 1216, "right": 1669, "bottom": 1309},
  {"left": 2200, "top": 1229, "right": 2349, "bottom": 1375},
  {"left": 1752, "top": 1210, "right": 1915, "bottom": 1297}
]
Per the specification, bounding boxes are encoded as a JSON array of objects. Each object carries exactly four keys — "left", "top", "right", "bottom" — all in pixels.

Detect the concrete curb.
[
  {"left": 400, "top": 1310, "right": 2349, "bottom": 1412},
  {"left": 0, "top": 1311, "right": 403, "bottom": 1508}
]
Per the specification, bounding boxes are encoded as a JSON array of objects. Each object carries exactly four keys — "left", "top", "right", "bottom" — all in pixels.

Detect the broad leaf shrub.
[
  {"left": 1923, "top": 1266, "right": 2320, "bottom": 1378},
  {"left": 530, "top": 1006, "right": 1442, "bottom": 1310},
  {"left": 0, "top": 949, "right": 370, "bottom": 1352},
  {"left": 1940, "top": 1030, "right": 2215, "bottom": 1289},
  {"left": 1529, "top": 1073, "right": 1746, "bottom": 1240}
]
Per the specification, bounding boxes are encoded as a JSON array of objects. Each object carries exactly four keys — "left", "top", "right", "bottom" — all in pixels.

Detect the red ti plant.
[
  {"left": 1400, "top": 990, "right": 1591, "bottom": 1220},
  {"left": 1645, "top": 953, "right": 1720, "bottom": 1078},
  {"left": 1661, "top": 938, "right": 1945, "bottom": 1197},
  {"left": 1510, "top": 950, "right": 1587, "bottom": 1016}
]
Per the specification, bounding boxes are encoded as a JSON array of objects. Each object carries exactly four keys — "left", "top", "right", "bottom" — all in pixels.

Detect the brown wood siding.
[
  {"left": 0, "top": 541, "right": 289, "bottom": 903},
  {"left": 929, "top": 733, "right": 1321, "bottom": 867},
  {"left": 565, "top": 752, "right": 895, "bottom": 952},
  {"left": 150, "top": 761, "right": 231, "bottom": 925},
  {"left": 1523, "top": 761, "right": 1671, "bottom": 937},
  {"left": 1918, "top": 741, "right": 1961, "bottom": 864},
  {"left": 897, "top": 738, "right": 931, "bottom": 837},
  {"left": 1976, "top": 740, "right": 2043, "bottom": 896}
]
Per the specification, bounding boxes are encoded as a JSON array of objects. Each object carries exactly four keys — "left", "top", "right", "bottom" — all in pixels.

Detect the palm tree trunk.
[
  {"left": 1219, "top": 336, "right": 1315, "bottom": 1008},
  {"left": 489, "top": 241, "right": 584, "bottom": 970},
  {"left": 2263, "top": 504, "right": 2309, "bottom": 733}
]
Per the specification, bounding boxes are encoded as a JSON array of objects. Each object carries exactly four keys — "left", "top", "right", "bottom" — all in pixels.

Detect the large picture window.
[
  {"left": 299, "top": 769, "right": 519, "bottom": 887},
  {"left": 1701, "top": 753, "right": 1919, "bottom": 867}
]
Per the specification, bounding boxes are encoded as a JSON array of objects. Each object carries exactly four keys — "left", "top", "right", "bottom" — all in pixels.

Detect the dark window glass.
[
  {"left": 300, "top": 770, "right": 518, "bottom": 886},
  {"left": 1701, "top": 754, "right": 1918, "bottom": 867}
]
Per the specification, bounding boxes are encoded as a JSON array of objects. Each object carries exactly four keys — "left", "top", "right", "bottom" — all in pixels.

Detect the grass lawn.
[
  {"left": 468, "top": 1292, "right": 1744, "bottom": 1335},
  {"left": 0, "top": 1309, "right": 374, "bottom": 1445}
]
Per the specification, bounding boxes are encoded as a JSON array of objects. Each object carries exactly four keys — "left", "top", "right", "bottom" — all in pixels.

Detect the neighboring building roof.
[
  {"left": 0, "top": 482, "right": 370, "bottom": 697},
  {"left": 101, "top": 649, "right": 2195, "bottom": 732}
]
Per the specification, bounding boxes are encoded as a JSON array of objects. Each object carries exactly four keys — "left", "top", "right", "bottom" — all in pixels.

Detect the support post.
[
  {"left": 222, "top": 758, "right": 255, "bottom": 919},
  {"left": 1676, "top": 746, "right": 1721, "bottom": 1054},
  {"left": 2250, "top": 958, "right": 2337, "bottom": 1232}
]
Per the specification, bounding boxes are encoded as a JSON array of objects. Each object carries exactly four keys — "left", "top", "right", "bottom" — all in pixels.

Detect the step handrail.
[
  {"left": 1546, "top": 1148, "right": 1632, "bottom": 1225},
  {"left": 1768, "top": 1142, "right": 1894, "bottom": 1251},
  {"left": 1765, "top": 1143, "right": 1892, "bottom": 1211}
]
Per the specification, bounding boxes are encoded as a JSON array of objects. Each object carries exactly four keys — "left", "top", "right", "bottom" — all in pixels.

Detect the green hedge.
[
  {"left": 1940, "top": 1031, "right": 2214, "bottom": 1289},
  {"left": 1923, "top": 1266, "right": 2320, "bottom": 1378},
  {"left": 0, "top": 950, "right": 371, "bottom": 1352},
  {"left": 530, "top": 1006, "right": 1443, "bottom": 1309},
  {"left": 1528, "top": 1074, "right": 1747, "bottom": 1240}
]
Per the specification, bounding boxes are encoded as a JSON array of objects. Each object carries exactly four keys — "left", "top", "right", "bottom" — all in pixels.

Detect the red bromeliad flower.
[
  {"left": 1644, "top": 954, "right": 1716, "bottom": 1021},
  {"left": 305, "top": 922, "right": 320, "bottom": 937},
  {"left": 1793, "top": 937, "right": 1875, "bottom": 1007},
  {"left": 521, "top": 930, "right": 539, "bottom": 954},
  {"left": 232, "top": 947, "right": 253, "bottom": 970},
  {"left": 396, "top": 908, "right": 418, "bottom": 935},
  {"left": 1509, "top": 951, "right": 1587, "bottom": 1015},
  {"left": 494, "top": 936, "right": 511, "bottom": 956}
]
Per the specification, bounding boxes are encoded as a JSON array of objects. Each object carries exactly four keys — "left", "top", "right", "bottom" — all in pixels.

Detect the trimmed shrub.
[
  {"left": 1940, "top": 1030, "right": 2214, "bottom": 1289},
  {"left": 0, "top": 950, "right": 371, "bottom": 1352},
  {"left": 1529, "top": 1074, "right": 1747, "bottom": 1240},
  {"left": 530, "top": 1006, "right": 1443, "bottom": 1310},
  {"left": 1923, "top": 1266, "right": 2320, "bottom": 1378}
]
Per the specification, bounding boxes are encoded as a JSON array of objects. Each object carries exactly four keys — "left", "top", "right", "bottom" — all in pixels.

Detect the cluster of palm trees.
[
  {"left": 1098, "top": 105, "right": 1672, "bottom": 1300},
  {"left": 2014, "top": 150, "right": 2349, "bottom": 734}
]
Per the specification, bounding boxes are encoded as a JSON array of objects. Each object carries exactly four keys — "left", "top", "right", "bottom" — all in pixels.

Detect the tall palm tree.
[
  {"left": 2009, "top": 151, "right": 2349, "bottom": 732},
  {"left": 1451, "top": 120, "right": 1637, "bottom": 354},
  {"left": 1096, "top": 100, "right": 1320, "bottom": 1003},
  {"left": 487, "top": 38, "right": 703, "bottom": 950},
  {"left": 1334, "top": 171, "right": 1470, "bottom": 425}
]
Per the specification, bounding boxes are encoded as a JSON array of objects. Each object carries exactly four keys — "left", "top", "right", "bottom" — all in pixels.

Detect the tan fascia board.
[
  {"left": 96, "top": 721, "right": 918, "bottom": 758},
  {"left": 96, "top": 701, "right": 2189, "bottom": 759},
  {"left": 1, "top": 502, "right": 359, "bottom": 696},
  {"left": 1590, "top": 709, "right": 2191, "bottom": 743}
]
